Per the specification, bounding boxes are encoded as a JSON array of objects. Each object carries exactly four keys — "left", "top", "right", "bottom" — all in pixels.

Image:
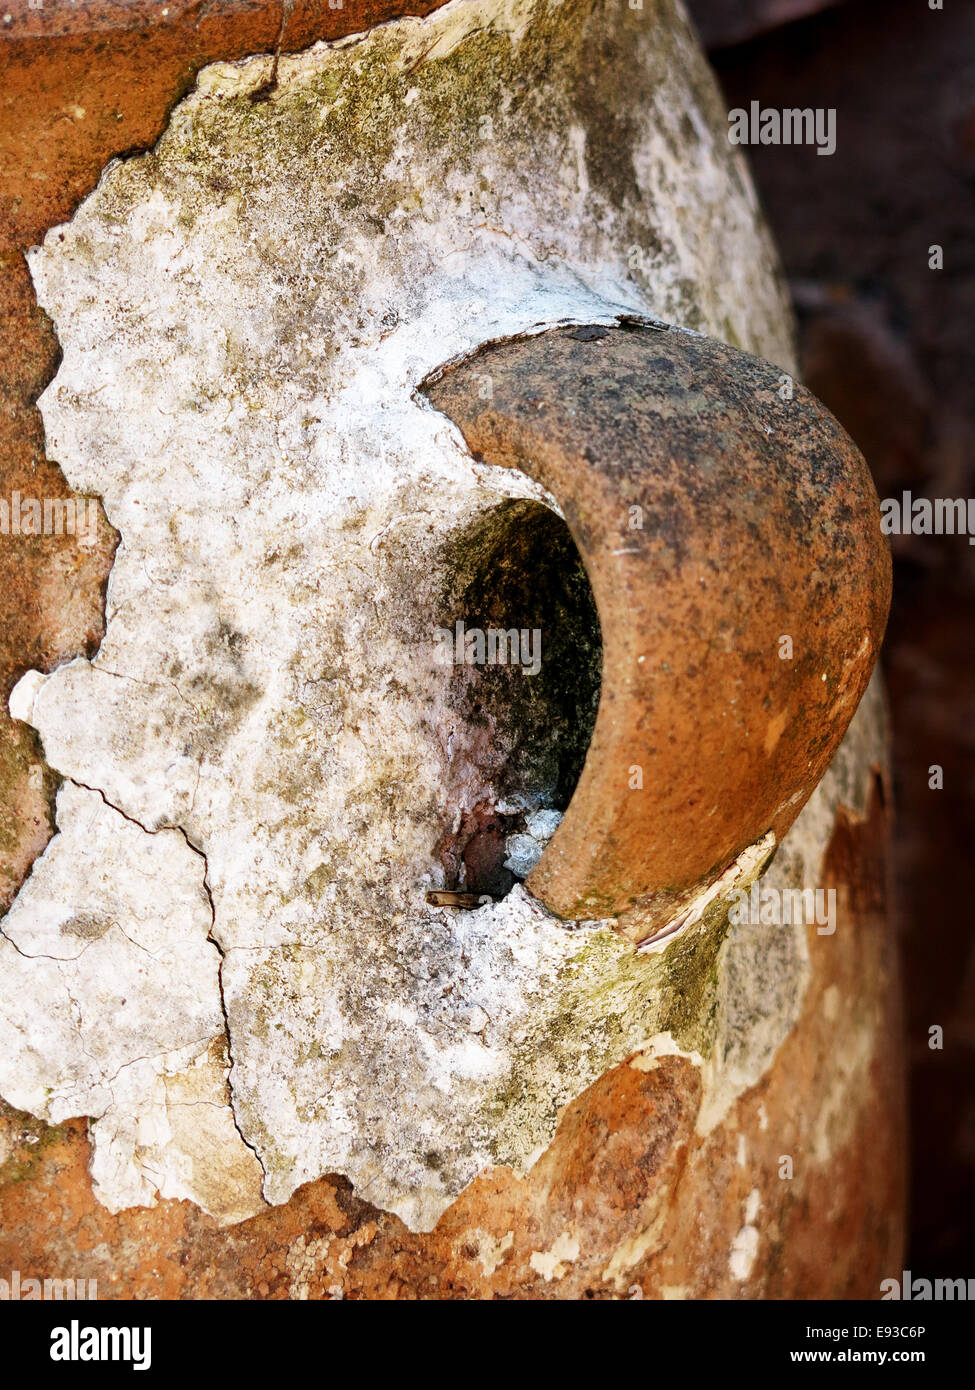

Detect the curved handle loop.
[{"left": 425, "top": 323, "right": 890, "bottom": 939}]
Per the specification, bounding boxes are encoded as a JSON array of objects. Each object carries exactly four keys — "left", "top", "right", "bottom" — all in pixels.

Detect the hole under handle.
[{"left": 424, "top": 322, "right": 891, "bottom": 941}]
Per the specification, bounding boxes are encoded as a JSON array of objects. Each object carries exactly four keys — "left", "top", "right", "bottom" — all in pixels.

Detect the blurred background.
[{"left": 687, "top": 0, "right": 975, "bottom": 1275}]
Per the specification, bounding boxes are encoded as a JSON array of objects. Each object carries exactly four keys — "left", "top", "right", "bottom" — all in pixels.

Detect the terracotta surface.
[
  {"left": 0, "top": 1, "right": 904, "bottom": 1296},
  {"left": 426, "top": 324, "right": 890, "bottom": 933},
  {"left": 0, "top": 779, "right": 903, "bottom": 1298},
  {"left": 0, "top": 0, "right": 458, "bottom": 1291},
  {"left": 0, "top": 5, "right": 453, "bottom": 918},
  {"left": 706, "top": 0, "right": 975, "bottom": 1276}
]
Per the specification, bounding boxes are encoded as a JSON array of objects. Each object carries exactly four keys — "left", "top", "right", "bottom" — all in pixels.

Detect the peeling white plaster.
[
  {"left": 0, "top": 781, "right": 264, "bottom": 1221},
  {"left": 602, "top": 1202, "right": 670, "bottom": 1289},
  {"left": 286, "top": 1233, "right": 334, "bottom": 1300},
  {"left": 471, "top": 1228, "right": 515, "bottom": 1278},
  {"left": 529, "top": 1231, "right": 580, "bottom": 1282},
  {"left": 729, "top": 1187, "right": 763, "bottom": 1282},
  {"left": 697, "top": 672, "right": 887, "bottom": 1138},
  {"left": 636, "top": 831, "right": 777, "bottom": 955},
  {"left": 0, "top": 0, "right": 879, "bottom": 1232}
]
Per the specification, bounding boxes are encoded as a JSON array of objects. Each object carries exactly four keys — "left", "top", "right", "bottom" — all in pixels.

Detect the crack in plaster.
[{"left": 0, "top": 0, "right": 875, "bottom": 1231}]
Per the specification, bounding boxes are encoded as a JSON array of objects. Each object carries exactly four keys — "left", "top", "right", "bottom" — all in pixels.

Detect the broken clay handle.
[{"left": 425, "top": 323, "right": 891, "bottom": 938}]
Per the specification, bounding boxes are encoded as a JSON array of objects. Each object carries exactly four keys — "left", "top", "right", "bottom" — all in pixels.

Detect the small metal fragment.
[{"left": 425, "top": 889, "right": 496, "bottom": 909}]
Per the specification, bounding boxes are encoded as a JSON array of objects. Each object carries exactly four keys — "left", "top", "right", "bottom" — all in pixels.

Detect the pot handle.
[{"left": 424, "top": 322, "right": 890, "bottom": 942}]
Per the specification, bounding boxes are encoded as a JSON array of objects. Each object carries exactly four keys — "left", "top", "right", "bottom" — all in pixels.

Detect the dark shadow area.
[
  {"left": 434, "top": 498, "right": 602, "bottom": 898},
  {"left": 692, "top": 0, "right": 975, "bottom": 1274}
]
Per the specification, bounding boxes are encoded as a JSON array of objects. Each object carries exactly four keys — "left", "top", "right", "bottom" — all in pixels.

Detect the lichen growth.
[
  {"left": 11, "top": 0, "right": 802, "bottom": 1230},
  {"left": 0, "top": 1103, "right": 68, "bottom": 1186}
]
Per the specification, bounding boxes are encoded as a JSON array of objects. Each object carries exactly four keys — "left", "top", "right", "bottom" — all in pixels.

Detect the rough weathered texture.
[
  {"left": 0, "top": 765, "right": 903, "bottom": 1298},
  {"left": 0, "top": 0, "right": 452, "bottom": 899},
  {"left": 0, "top": 0, "right": 463, "bottom": 1229},
  {"left": 426, "top": 324, "right": 890, "bottom": 933},
  {"left": 2, "top": 0, "right": 804, "bottom": 1233},
  {"left": 0, "top": 0, "right": 903, "bottom": 1293},
  {"left": 709, "top": 0, "right": 975, "bottom": 1273},
  {"left": 0, "top": 780, "right": 264, "bottom": 1224}
]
